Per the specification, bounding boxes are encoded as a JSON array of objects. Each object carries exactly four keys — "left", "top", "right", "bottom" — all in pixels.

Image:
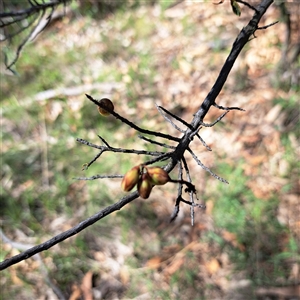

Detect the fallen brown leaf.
[{"left": 81, "top": 271, "right": 93, "bottom": 300}]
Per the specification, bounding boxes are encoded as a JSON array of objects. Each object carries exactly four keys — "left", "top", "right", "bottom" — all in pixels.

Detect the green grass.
[{"left": 205, "top": 160, "right": 299, "bottom": 287}]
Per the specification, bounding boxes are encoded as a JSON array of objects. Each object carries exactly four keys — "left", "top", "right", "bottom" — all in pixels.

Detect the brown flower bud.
[
  {"left": 98, "top": 98, "right": 114, "bottom": 116},
  {"left": 121, "top": 165, "right": 141, "bottom": 192},
  {"left": 146, "top": 166, "right": 170, "bottom": 186},
  {"left": 137, "top": 173, "right": 153, "bottom": 199}
]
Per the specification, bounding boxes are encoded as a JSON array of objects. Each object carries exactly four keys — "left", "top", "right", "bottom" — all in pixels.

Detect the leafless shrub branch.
[
  {"left": 0, "top": 0, "right": 276, "bottom": 271},
  {"left": 0, "top": 0, "right": 71, "bottom": 72}
]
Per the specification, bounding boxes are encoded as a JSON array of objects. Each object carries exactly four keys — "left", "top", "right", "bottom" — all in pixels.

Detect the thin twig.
[
  {"left": 213, "top": 103, "right": 245, "bottom": 111},
  {"left": 170, "top": 162, "right": 184, "bottom": 222},
  {"left": 188, "top": 148, "right": 229, "bottom": 184},
  {"left": 0, "top": 15, "right": 37, "bottom": 40},
  {"left": 257, "top": 21, "right": 279, "bottom": 30},
  {"left": 98, "top": 135, "right": 110, "bottom": 147},
  {"left": 156, "top": 105, "right": 186, "bottom": 133},
  {"left": 157, "top": 105, "right": 211, "bottom": 149},
  {"left": 0, "top": 0, "right": 275, "bottom": 270},
  {"left": 6, "top": 9, "right": 46, "bottom": 71},
  {"left": 189, "top": 127, "right": 212, "bottom": 151},
  {"left": 0, "top": 191, "right": 140, "bottom": 270},
  {"left": 200, "top": 111, "right": 229, "bottom": 127},
  {"left": 237, "top": 0, "right": 259, "bottom": 13},
  {"left": 138, "top": 135, "right": 176, "bottom": 149},
  {"left": 86, "top": 94, "right": 180, "bottom": 142},
  {"left": 142, "top": 152, "right": 173, "bottom": 165},
  {"left": 180, "top": 198, "right": 206, "bottom": 209},
  {"left": 0, "top": 0, "right": 69, "bottom": 18},
  {"left": 77, "top": 137, "right": 166, "bottom": 169},
  {"left": 182, "top": 157, "right": 195, "bottom": 225},
  {"left": 94, "top": 141, "right": 165, "bottom": 156},
  {"left": 74, "top": 174, "right": 123, "bottom": 180}
]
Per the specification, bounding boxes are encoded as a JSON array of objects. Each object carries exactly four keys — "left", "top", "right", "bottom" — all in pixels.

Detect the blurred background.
[{"left": 1, "top": 1, "right": 299, "bottom": 299}]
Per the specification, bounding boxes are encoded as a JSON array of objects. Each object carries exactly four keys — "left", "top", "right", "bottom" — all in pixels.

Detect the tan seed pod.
[
  {"left": 98, "top": 98, "right": 114, "bottom": 116},
  {"left": 146, "top": 166, "right": 170, "bottom": 186},
  {"left": 121, "top": 165, "right": 141, "bottom": 192},
  {"left": 137, "top": 173, "right": 153, "bottom": 199}
]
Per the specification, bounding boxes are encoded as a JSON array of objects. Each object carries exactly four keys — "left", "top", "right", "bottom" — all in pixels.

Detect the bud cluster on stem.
[{"left": 121, "top": 164, "right": 171, "bottom": 199}]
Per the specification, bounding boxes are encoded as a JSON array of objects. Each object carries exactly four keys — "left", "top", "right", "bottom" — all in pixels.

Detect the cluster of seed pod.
[{"left": 121, "top": 164, "right": 170, "bottom": 199}]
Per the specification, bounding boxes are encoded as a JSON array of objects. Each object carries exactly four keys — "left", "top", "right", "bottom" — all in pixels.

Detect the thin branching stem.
[
  {"left": 138, "top": 135, "right": 176, "bottom": 149},
  {"left": 74, "top": 175, "right": 123, "bottom": 181},
  {"left": 0, "top": 0, "right": 275, "bottom": 270},
  {"left": 213, "top": 103, "right": 245, "bottom": 111},
  {"left": 237, "top": 0, "right": 259, "bottom": 13},
  {"left": 188, "top": 148, "right": 229, "bottom": 184},
  {"left": 156, "top": 105, "right": 185, "bottom": 133},
  {"left": 86, "top": 94, "right": 180, "bottom": 142},
  {"left": 200, "top": 111, "right": 229, "bottom": 127},
  {"left": 257, "top": 21, "right": 279, "bottom": 30},
  {"left": 182, "top": 156, "right": 195, "bottom": 225}
]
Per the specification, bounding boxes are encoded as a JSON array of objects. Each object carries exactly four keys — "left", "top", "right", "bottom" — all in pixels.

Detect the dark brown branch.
[
  {"left": 200, "top": 111, "right": 229, "bottom": 127},
  {"left": 1, "top": 0, "right": 71, "bottom": 71},
  {"left": 74, "top": 174, "right": 123, "bottom": 181},
  {"left": 86, "top": 94, "right": 180, "bottom": 143},
  {"left": 182, "top": 156, "right": 195, "bottom": 225},
  {"left": 237, "top": 0, "right": 259, "bottom": 13},
  {"left": 213, "top": 103, "right": 245, "bottom": 111},
  {"left": 257, "top": 21, "right": 279, "bottom": 30},
  {"left": 138, "top": 135, "right": 176, "bottom": 149},
  {"left": 0, "top": 0, "right": 68, "bottom": 18},
  {"left": 156, "top": 105, "right": 188, "bottom": 133},
  {"left": 0, "top": 192, "right": 139, "bottom": 271},
  {"left": 190, "top": 0, "right": 274, "bottom": 128},
  {"left": 158, "top": 105, "right": 211, "bottom": 150}
]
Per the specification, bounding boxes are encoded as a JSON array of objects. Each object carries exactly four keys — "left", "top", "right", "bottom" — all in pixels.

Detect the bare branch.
[
  {"left": 188, "top": 148, "right": 229, "bottom": 184},
  {"left": 191, "top": 0, "right": 274, "bottom": 129},
  {"left": 138, "top": 135, "right": 176, "bottom": 150},
  {"left": 157, "top": 105, "right": 190, "bottom": 131},
  {"left": 156, "top": 105, "right": 185, "bottom": 133},
  {"left": 213, "top": 103, "right": 245, "bottom": 111},
  {"left": 170, "top": 161, "right": 184, "bottom": 222},
  {"left": 76, "top": 137, "right": 166, "bottom": 169},
  {"left": 200, "top": 111, "right": 229, "bottom": 127},
  {"left": 237, "top": 0, "right": 259, "bottom": 13},
  {"left": 1, "top": 0, "right": 71, "bottom": 71},
  {"left": 0, "top": 191, "right": 139, "bottom": 270},
  {"left": 74, "top": 174, "right": 123, "bottom": 181},
  {"left": 86, "top": 94, "right": 180, "bottom": 143},
  {"left": 0, "top": 0, "right": 275, "bottom": 270},
  {"left": 182, "top": 156, "right": 195, "bottom": 225},
  {"left": 257, "top": 20, "right": 279, "bottom": 30},
  {"left": 189, "top": 127, "right": 212, "bottom": 151}
]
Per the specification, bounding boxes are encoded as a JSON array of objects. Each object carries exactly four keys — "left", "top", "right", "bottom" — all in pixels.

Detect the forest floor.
[{"left": 1, "top": 1, "right": 299, "bottom": 300}]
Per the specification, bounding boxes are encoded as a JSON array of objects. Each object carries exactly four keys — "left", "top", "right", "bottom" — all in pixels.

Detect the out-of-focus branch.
[
  {"left": 0, "top": 0, "right": 71, "bottom": 72},
  {"left": 0, "top": 0, "right": 68, "bottom": 18}
]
